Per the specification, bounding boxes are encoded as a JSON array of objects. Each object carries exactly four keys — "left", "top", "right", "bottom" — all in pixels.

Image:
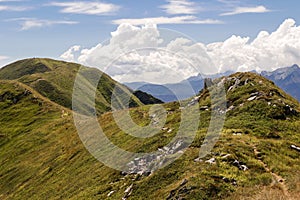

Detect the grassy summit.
[
  {"left": 0, "top": 59, "right": 299, "bottom": 199},
  {"left": 0, "top": 58, "right": 162, "bottom": 114}
]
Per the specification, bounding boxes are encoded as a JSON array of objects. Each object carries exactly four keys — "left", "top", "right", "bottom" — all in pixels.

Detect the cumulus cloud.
[
  {"left": 60, "top": 45, "right": 81, "bottom": 62},
  {"left": 62, "top": 23, "right": 214, "bottom": 83},
  {"left": 7, "top": 18, "right": 78, "bottom": 30},
  {"left": 207, "top": 18, "right": 300, "bottom": 72},
  {"left": 49, "top": 1, "right": 120, "bottom": 15},
  {"left": 112, "top": 16, "right": 223, "bottom": 25},
  {"left": 220, "top": 5, "right": 271, "bottom": 16},
  {"left": 160, "top": 0, "right": 199, "bottom": 15},
  {"left": 61, "top": 18, "right": 300, "bottom": 83}
]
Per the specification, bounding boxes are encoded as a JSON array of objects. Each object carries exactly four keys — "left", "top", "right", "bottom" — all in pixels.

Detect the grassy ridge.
[
  {"left": 0, "top": 66, "right": 300, "bottom": 199},
  {"left": 0, "top": 58, "right": 146, "bottom": 114}
]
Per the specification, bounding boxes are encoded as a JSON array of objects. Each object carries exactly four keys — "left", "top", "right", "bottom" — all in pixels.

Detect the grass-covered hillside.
[
  {"left": 0, "top": 62, "right": 300, "bottom": 199},
  {"left": 0, "top": 58, "right": 162, "bottom": 114}
]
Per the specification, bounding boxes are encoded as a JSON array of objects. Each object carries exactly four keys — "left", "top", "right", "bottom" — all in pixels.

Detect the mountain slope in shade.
[
  {"left": 1, "top": 70, "right": 300, "bottom": 199},
  {"left": 133, "top": 90, "right": 164, "bottom": 104},
  {"left": 261, "top": 64, "right": 300, "bottom": 102},
  {"left": 0, "top": 58, "right": 161, "bottom": 114}
]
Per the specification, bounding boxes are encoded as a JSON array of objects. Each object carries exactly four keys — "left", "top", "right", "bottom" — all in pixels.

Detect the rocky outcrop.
[
  {"left": 122, "top": 184, "right": 133, "bottom": 200},
  {"left": 124, "top": 140, "right": 186, "bottom": 176},
  {"left": 232, "top": 160, "right": 248, "bottom": 171},
  {"left": 291, "top": 145, "right": 300, "bottom": 152},
  {"left": 204, "top": 78, "right": 213, "bottom": 89}
]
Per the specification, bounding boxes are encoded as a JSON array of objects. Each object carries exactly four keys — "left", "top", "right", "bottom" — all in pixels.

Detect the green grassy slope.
[
  {"left": 0, "top": 71, "right": 300, "bottom": 199},
  {"left": 0, "top": 58, "right": 157, "bottom": 114}
]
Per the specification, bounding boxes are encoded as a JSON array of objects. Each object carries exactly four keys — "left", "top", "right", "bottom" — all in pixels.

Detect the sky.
[{"left": 1, "top": 0, "right": 300, "bottom": 83}]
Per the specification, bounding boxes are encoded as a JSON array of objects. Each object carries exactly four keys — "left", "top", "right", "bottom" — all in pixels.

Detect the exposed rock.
[
  {"left": 122, "top": 184, "right": 133, "bottom": 199},
  {"left": 107, "top": 191, "right": 114, "bottom": 197},
  {"left": 226, "top": 105, "right": 235, "bottom": 112},
  {"left": 204, "top": 78, "right": 213, "bottom": 89},
  {"left": 124, "top": 184, "right": 133, "bottom": 194},
  {"left": 221, "top": 154, "right": 231, "bottom": 159},
  {"left": 247, "top": 96, "right": 257, "bottom": 101},
  {"left": 193, "top": 96, "right": 200, "bottom": 102},
  {"left": 239, "top": 165, "right": 249, "bottom": 171},
  {"left": 194, "top": 157, "right": 203, "bottom": 162},
  {"left": 233, "top": 133, "right": 242, "bottom": 136},
  {"left": 232, "top": 160, "right": 248, "bottom": 171},
  {"left": 205, "top": 158, "right": 216, "bottom": 165},
  {"left": 124, "top": 140, "right": 186, "bottom": 175},
  {"left": 250, "top": 92, "right": 259, "bottom": 96},
  {"left": 222, "top": 177, "right": 237, "bottom": 185},
  {"left": 166, "top": 190, "right": 176, "bottom": 200},
  {"left": 200, "top": 105, "right": 209, "bottom": 111},
  {"left": 284, "top": 105, "right": 298, "bottom": 116},
  {"left": 180, "top": 179, "right": 188, "bottom": 187},
  {"left": 227, "top": 86, "right": 234, "bottom": 93},
  {"left": 187, "top": 96, "right": 200, "bottom": 107},
  {"left": 291, "top": 145, "right": 300, "bottom": 152},
  {"left": 227, "top": 78, "right": 241, "bottom": 92}
]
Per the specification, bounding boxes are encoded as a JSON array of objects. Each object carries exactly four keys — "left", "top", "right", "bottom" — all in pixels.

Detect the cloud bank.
[{"left": 61, "top": 18, "right": 300, "bottom": 83}]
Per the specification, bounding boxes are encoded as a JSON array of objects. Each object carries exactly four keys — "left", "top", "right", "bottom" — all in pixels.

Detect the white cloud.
[
  {"left": 61, "top": 18, "right": 300, "bottom": 83},
  {"left": 220, "top": 5, "right": 271, "bottom": 16},
  {"left": 8, "top": 18, "right": 78, "bottom": 30},
  {"left": 0, "top": 55, "right": 8, "bottom": 61},
  {"left": 112, "top": 16, "right": 223, "bottom": 25},
  {"left": 207, "top": 18, "right": 300, "bottom": 72},
  {"left": 160, "top": 0, "right": 199, "bottom": 15},
  {"left": 0, "top": 5, "right": 31, "bottom": 11},
  {"left": 61, "top": 23, "right": 216, "bottom": 83},
  {"left": 49, "top": 1, "right": 120, "bottom": 15},
  {"left": 60, "top": 45, "right": 81, "bottom": 62},
  {"left": 0, "top": 56, "right": 9, "bottom": 67}
]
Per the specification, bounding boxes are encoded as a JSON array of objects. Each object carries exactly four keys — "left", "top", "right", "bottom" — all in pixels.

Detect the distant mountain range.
[
  {"left": 125, "top": 65, "right": 300, "bottom": 103},
  {"left": 261, "top": 64, "right": 300, "bottom": 102},
  {"left": 124, "top": 71, "right": 233, "bottom": 102}
]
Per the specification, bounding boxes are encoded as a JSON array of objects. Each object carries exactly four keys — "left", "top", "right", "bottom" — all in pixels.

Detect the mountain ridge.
[
  {"left": 125, "top": 65, "right": 300, "bottom": 103},
  {"left": 0, "top": 58, "right": 162, "bottom": 114},
  {"left": 261, "top": 64, "right": 300, "bottom": 102},
  {"left": 0, "top": 59, "right": 300, "bottom": 199}
]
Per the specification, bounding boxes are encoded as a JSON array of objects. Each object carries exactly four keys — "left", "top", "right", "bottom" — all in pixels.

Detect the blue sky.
[{"left": 1, "top": 0, "right": 300, "bottom": 71}]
